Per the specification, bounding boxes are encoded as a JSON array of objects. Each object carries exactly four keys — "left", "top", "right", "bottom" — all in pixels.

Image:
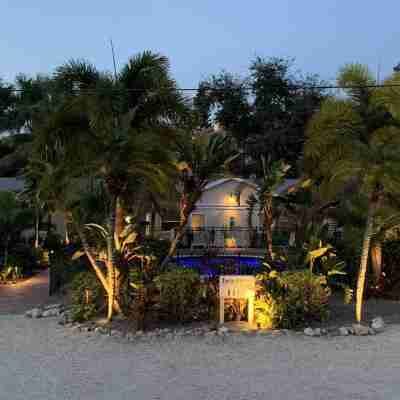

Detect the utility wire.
[{"left": 4, "top": 83, "right": 400, "bottom": 94}]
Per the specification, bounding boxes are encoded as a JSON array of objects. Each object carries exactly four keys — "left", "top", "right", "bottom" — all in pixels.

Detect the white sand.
[{"left": 1, "top": 315, "right": 400, "bottom": 400}]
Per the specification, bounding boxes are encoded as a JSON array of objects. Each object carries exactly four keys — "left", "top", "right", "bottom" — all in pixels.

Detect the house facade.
[
  {"left": 163, "top": 177, "right": 298, "bottom": 249},
  {"left": 189, "top": 178, "right": 260, "bottom": 231}
]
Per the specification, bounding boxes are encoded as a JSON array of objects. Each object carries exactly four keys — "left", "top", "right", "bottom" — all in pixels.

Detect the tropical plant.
[
  {"left": 247, "top": 157, "right": 290, "bottom": 260},
  {"left": 29, "top": 51, "right": 187, "bottom": 321},
  {"left": 162, "top": 133, "right": 238, "bottom": 267},
  {"left": 305, "top": 64, "right": 400, "bottom": 322},
  {"left": 256, "top": 269, "right": 331, "bottom": 329}
]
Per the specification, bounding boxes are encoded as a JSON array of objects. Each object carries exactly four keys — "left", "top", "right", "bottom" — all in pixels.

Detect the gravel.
[{"left": 2, "top": 315, "right": 400, "bottom": 399}]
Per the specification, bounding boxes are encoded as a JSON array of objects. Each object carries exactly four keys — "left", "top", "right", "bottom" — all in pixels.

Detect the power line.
[{"left": 4, "top": 83, "right": 400, "bottom": 94}]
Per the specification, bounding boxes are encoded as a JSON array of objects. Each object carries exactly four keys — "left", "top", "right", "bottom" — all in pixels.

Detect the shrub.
[
  {"left": 70, "top": 271, "right": 106, "bottom": 321},
  {"left": 256, "top": 270, "right": 331, "bottom": 329},
  {"left": 280, "top": 271, "right": 331, "bottom": 328},
  {"left": 154, "top": 267, "right": 205, "bottom": 322}
]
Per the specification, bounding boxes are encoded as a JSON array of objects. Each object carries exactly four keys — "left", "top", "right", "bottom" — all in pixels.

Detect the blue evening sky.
[{"left": 1, "top": 1, "right": 399, "bottom": 86}]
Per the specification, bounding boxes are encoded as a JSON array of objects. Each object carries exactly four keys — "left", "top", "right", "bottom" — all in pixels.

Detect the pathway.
[
  {"left": 2, "top": 316, "right": 400, "bottom": 399},
  {"left": 0, "top": 269, "right": 54, "bottom": 315}
]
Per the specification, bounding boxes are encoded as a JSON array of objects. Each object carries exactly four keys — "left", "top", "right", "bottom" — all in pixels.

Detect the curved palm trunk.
[
  {"left": 161, "top": 194, "right": 196, "bottom": 269},
  {"left": 106, "top": 196, "right": 118, "bottom": 321},
  {"left": 263, "top": 196, "right": 274, "bottom": 261},
  {"left": 355, "top": 202, "right": 375, "bottom": 323},
  {"left": 370, "top": 242, "right": 382, "bottom": 284},
  {"left": 161, "top": 215, "right": 189, "bottom": 269}
]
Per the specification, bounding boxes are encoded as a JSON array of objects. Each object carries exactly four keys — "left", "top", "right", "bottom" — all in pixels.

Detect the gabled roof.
[
  {"left": 204, "top": 178, "right": 258, "bottom": 191},
  {"left": 204, "top": 177, "right": 300, "bottom": 195}
]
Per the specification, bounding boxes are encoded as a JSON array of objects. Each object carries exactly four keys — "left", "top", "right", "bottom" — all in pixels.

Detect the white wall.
[{"left": 190, "top": 180, "right": 261, "bottom": 229}]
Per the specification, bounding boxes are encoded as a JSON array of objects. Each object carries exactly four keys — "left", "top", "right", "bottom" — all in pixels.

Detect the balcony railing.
[{"left": 152, "top": 227, "right": 290, "bottom": 250}]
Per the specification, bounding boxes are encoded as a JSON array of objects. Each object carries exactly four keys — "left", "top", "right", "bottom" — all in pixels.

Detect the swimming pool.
[{"left": 172, "top": 255, "right": 265, "bottom": 276}]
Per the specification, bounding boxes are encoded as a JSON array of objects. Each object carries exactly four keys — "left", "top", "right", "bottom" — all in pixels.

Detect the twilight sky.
[{"left": 1, "top": 1, "right": 399, "bottom": 86}]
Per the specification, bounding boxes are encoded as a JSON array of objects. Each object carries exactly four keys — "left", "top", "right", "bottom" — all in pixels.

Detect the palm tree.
[
  {"left": 161, "top": 132, "right": 238, "bottom": 267},
  {"left": 35, "top": 52, "right": 187, "bottom": 320},
  {"left": 304, "top": 64, "right": 400, "bottom": 323},
  {"left": 247, "top": 157, "right": 290, "bottom": 260}
]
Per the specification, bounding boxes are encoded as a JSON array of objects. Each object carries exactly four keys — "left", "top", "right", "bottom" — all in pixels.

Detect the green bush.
[
  {"left": 256, "top": 270, "right": 331, "bottom": 329},
  {"left": 70, "top": 271, "right": 106, "bottom": 321},
  {"left": 154, "top": 267, "right": 206, "bottom": 322}
]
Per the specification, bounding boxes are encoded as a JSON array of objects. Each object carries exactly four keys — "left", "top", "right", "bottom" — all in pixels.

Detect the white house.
[
  {"left": 182, "top": 177, "right": 299, "bottom": 248},
  {"left": 189, "top": 178, "right": 259, "bottom": 231}
]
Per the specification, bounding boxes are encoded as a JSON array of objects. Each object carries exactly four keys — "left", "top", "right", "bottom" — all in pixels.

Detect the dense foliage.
[
  {"left": 256, "top": 269, "right": 331, "bottom": 329},
  {"left": 194, "top": 57, "right": 326, "bottom": 175}
]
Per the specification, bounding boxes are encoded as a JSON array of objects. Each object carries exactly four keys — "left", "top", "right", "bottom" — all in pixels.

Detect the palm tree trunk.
[
  {"left": 34, "top": 206, "right": 40, "bottom": 249},
  {"left": 161, "top": 217, "right": 189, "bottom": 269},
  {"left": 115, "top": 196, "right": 124, "bottom": 239},
  {"left": 106, "top": 196, "right": 117, "bottom": 321},
  {"left": 263, "top": 196, "right": 274, "bottom": 261},
  {"left": 355, "top": 201, "right": 375, "bottom": 323},
  {"left": 370, "top": 241, "right": 382, "bottom": 284},
  {"left": 161, "top": 193, "right": 196, "bottom": 269}
]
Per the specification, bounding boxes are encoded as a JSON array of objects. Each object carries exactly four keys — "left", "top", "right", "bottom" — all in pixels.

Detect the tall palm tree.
[
  {"left": 36, "top": 52, "right": 187, "bottom": 320},
  {"left": 161, "top": 132, "right": 238, "bottom": 267},
  {"left": 305, "top": 64, "right": 400, "bottom": 323}
]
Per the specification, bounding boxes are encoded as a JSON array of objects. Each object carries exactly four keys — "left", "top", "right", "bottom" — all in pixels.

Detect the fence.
[{"left": 153, "top": 227, "right": 290, "bottom": 250}]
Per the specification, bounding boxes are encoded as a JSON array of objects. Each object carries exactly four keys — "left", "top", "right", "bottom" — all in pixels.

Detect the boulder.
[
  {"left": 304, "top": 327, "right": 315, "bottom": 336},
  {"left": 30, "top": 308, "right": 43, "bottom": 319},
  {"left": 313, "top": 328, "right": 321, "bottom": 337},
  {"left": 42, "top": 308, "right": 59, "bottom": 318},
  {"left": 218, "top": 326, "right": 229, "bottom": 335},
  {"left": 338, "top": 327, "right": 349, "bottom": 336},
  {"left": 368, "top": 327, "right": 376, "bottom": 335},
  {"left": 371, "top": 317, "right": 384, "bottom": 332},
  {"left": 44, "top": 303, "right": 62, "bottom": 310},
  {"left": 352, "top": 324, "right": 370, "bottom": 336},
  {"left": 71, "top": 325, "right": 82, "bottom": 333}
]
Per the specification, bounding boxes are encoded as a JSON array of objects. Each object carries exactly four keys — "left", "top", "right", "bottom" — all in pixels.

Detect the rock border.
[{"left": 25, "top": 306, "right": 385, "bottom": 341}]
